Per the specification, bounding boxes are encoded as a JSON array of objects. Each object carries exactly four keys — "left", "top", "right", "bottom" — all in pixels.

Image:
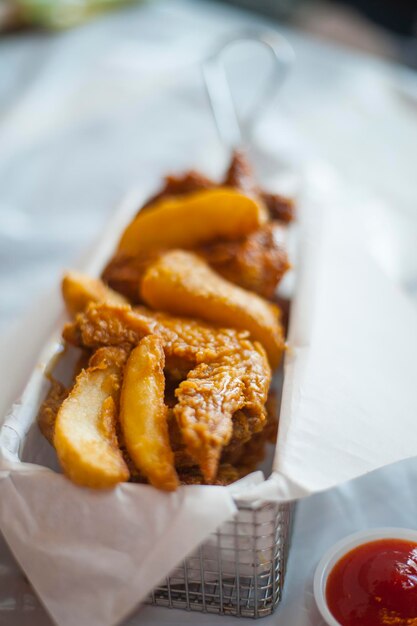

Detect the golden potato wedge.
[
  {"left": 54, "top": 347, "right": 129, "bottom": 489},
  {"left": 62, "top": 271, "right": 128, "bottom": 317},
  {"left": 141, "top": 250, "right": 285, "bottom": 369},
  {"left": 117, "top": 188, "right": 267, "bottom": 256},
  {"left": 120, "top": 335, "right": 179, "bottom": 491}
]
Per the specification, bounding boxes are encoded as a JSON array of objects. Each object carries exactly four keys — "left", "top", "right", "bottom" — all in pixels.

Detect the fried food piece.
[
  {"left": 117, "top": 188, "right": 267, "bottom": 256},
  {"left": 62, "top": 271, "right": 128, "bottom": 316},
  {"left": 200, "top": 222, "right": 290, "bottom": 299},
  {"left": 223, "top": 149, "right": 257, "bottom": 195},
  {"left": 64, "top": 303, "right": 250, "bottom": 372},
  {"left": 142, "top": 171, "right": 215, "bottom": 210},
  {"left": 222, "top": 393, "right": 279, "bottom": 476},
  {"left": 63, "top": 303, "right": 271, "bottom": 480},
  {"left": 261, "top": 192, "right": 295, "bottom": 223},
  {"left": 120, "top": 335, "right": 179, "bottom": 491},
  {"left": 175, "top": 341, "right": 270, "bottom": 481},
  {"left": 102, "top": 253, "right": 154, "bottom": 303},
  {"left": 224, "top": 150, "right": 295, "bottom": 223},
  {"left": 38, "top": 378, "right": 68, "bottom": 445},
  {"left": 54, "top": 347, "right": 129, "bottom": 489},
  {"left": 179, "top": 464, "right": 240, "bottom": 486},
  {"left": 141, "top": 250, "right": 285, "bottom": 368}
]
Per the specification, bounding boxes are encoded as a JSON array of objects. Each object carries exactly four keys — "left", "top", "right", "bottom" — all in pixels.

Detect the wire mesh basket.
[{"left": 148, "top": 499, "right": 294, "bottom": 618}]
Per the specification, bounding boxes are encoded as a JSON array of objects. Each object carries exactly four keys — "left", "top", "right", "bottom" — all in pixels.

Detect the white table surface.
[{"left": 1, "top": 1, "right": 417, "bottom": 625}]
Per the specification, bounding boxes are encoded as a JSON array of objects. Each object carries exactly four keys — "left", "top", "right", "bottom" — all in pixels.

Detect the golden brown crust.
[
  {"left": 37, "top": 378, "right": 69, "bottom": 445},
  {"left": 142, "top": 171, "right": 215, "bottom": 210},
  {"left": 261, "top": 192, "right": 296, "bottom": 223},
  {"left": 199, "top": 223, "right": 290, "bottom": 299},
  {"left": 223, "top": 149, "right": 257, "bottom": 196}
]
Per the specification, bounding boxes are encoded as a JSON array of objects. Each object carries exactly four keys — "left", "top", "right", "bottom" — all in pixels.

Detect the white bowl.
[{"left": 313, "top": 527, "right": 417, "bottom": 626}]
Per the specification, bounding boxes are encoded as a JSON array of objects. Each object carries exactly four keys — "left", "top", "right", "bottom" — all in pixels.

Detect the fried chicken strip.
[
  {"left": 224, "top": 150, "right": 296, "bottom": 223},
  {"left": 175, "top": 341, "right": 270, "bottom": 481},
  {"left": 142, "top": 171, "right": 215, "bottom": 210},
  {"left": 38, "top": 378, "right": 68, "bottom": 445},
  {"left": 199, "top": 222, "right": 290, "bottom": 299}
]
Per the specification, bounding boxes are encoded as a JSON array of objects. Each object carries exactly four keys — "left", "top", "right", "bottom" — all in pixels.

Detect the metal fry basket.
[{"left": 148, "top": 500, "right": 294, "bottom": 617}]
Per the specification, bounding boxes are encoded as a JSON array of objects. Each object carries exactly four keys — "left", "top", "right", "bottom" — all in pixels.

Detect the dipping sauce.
[{"left": 326, "top": 539, "right": 417, "bottom": 626}]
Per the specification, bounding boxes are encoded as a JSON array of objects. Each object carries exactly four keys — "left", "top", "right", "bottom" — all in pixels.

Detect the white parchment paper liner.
[{"left": 1, "top": 167, "right": 417, "bottom": 626}]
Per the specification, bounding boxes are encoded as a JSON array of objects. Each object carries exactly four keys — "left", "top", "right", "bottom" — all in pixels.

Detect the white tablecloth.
[{"left": 1, "top": 1, "right": 417, "bottom": 624}]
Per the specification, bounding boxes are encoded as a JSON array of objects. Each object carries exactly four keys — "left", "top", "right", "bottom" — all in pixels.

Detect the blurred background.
[
  {"left": 1, "top": 0, "right": 417, "bottom": 67},
  {"left": 0, "top": 0, "right": 416, "bottom": 337}
]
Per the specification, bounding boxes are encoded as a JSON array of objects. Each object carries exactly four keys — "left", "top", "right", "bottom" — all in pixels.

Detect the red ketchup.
[{"left": 326, "top": 538, "right": 417, "bottom": 626}]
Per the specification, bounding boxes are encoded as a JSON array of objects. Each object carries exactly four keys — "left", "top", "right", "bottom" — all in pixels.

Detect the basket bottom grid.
[{"left": 147, "top": 501, "right": 294, "bottom": 618}]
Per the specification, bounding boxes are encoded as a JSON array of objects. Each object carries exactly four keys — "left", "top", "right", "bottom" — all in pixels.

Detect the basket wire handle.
[{"left": 202, "top": 30, "right": 295, "bottom": 148}]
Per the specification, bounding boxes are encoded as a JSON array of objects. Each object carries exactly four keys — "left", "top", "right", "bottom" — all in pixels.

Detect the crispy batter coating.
[
  {"left": 142, "top": 171, "right": 215, "bottom": 210},
  {"left": 102, "top": 252, "right": 156, "bottom": 303},
  {"left": 64, "top": 303, "right": 250, "bottom": 368},
  {"left": 178, "top": 464, "right": 240, "bottom": 486},
  {"left": 223, "top": 149, "right": 258, "bottom": 196},
  {"left": 199, "top": 222, "right": 290, "bottom": 299},
  {"left": 63, "top": 303, "right": 271, "bottom": 481},
  {"left": 175, "top": 342, "right": 269, "bottom": 481},
  {"left": 261, "top": 193, "right": 296, "bottom": 223},
  {"left": 38, "top": 378, "right": 69, "bottom": 445},
  {"left": 224, "top": 150, "right": 295, "bottom": 223}
]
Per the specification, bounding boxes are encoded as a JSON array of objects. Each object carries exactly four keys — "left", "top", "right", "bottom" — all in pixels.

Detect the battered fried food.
[
  {"left": 64, "top": 303, "right": 250, "bottom": 370},
  {"left": 261, "top": 192, "right": 296, "bottom": 223},
  {"left": 120, "top": 335, "right": 179, "bottom": 491},
  {"left": 62, "top": 271, "right": 128, "bottom": 316},
  {"left": 102, "top": 253, "right": 153, "bottom": 303},
  {"left": 223, "top": 148, "right": 257, "bottom": 196},
  {"left": 175, "top": 341, "right": 270, "bottom": 481},
  {"left": 63, "top": 303, "right": 271, "bottom": 481},
  {"left": 141, "top": 250, "right": 285, "bottom": 368},
  {"left": 142, "top": 171, "right": 215, "bottom": 210},
  {"left": 54, "top": 346, "right": 130, "bottom": 489},
  {"left": 199, "top": 222, "right": 290, "bottom": 299},
  {"left": 178, "top": 464, "right": 240, "bottom": 486},
  {"left": 117, "top": 188, "right": 267, "bottom": 256},
  {"left": 224, "top": 150, "right": 295, "bottom": 223},
  {"left": 38, "top": 378, "right": 68, "bottom": 445}
]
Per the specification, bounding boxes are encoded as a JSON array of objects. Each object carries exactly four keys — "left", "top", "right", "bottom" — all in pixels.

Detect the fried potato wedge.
[
  {"left": 117, "top": 188, "right": 267, "bottom": 256},
  {"left": 120, "top": 335, "right": 179, "bottom": 491},
  {"left": 54, "top": 347, "right": 129, "bottom": 489},
  {"left": 141, "top": 250, "right": 285, "bottom": 369},
  {"left": 62, "top": 271, "right": 128, "bottom": 317}
]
